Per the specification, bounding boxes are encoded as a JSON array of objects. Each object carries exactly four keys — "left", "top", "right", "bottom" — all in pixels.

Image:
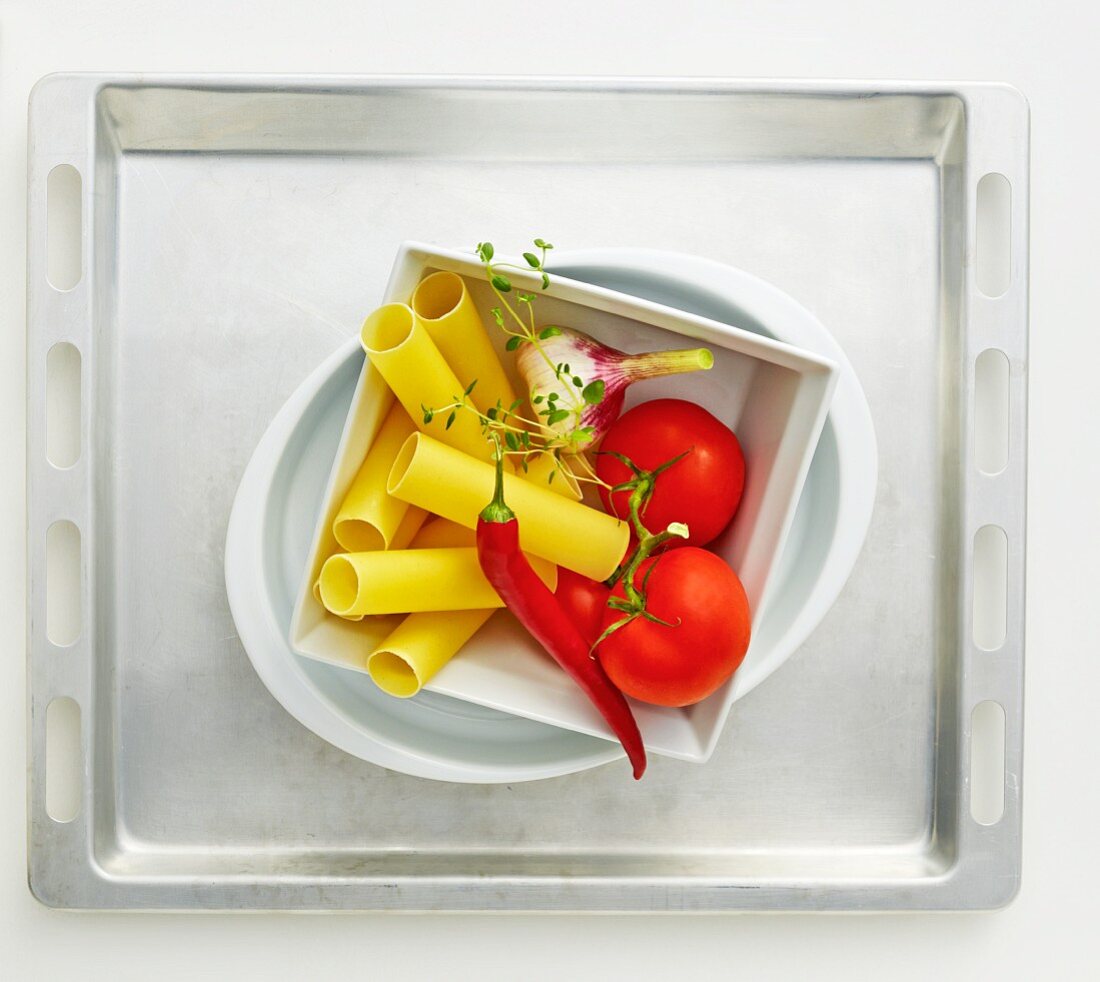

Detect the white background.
[{"left": 2, "top": 1, "right": 1098, "bottom": 978}]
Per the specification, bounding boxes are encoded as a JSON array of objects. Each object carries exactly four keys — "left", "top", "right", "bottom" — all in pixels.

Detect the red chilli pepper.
[{"left": 476, "top": 449, "right": 647, "bottom": 780}]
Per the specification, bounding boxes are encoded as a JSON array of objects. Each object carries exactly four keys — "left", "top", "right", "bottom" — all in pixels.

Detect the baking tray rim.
[{"left": 25, "top": 74, "right": 1028, "bottom": 912}]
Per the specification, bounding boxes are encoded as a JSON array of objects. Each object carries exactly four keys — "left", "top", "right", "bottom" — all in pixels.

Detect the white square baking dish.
[{"left": 289, "top": 241, "right": 838, "bottom": 761}]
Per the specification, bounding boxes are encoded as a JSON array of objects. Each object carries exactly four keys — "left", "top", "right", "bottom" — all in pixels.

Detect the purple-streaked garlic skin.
[{"left": 514, "top": 327, "right": 714, "bottom": 450}]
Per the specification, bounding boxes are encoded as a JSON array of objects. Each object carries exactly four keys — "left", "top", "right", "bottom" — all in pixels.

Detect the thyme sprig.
[
  {"left": 477, "top": 239, "right": 603, "bottom": 442},
  {"left": 420, "top": 238, "right": 611, "bottom": 491}
]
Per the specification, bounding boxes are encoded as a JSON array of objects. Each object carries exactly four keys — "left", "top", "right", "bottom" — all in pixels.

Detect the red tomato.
[
  {"left": 554, "top": 568, "right": 611, "bottom": 646},
  {"left": 597, "top": 549, "right": 750, "bottom": 707},
  {"left": 597, "top": 399, "right": 745, "bottom": 548}
]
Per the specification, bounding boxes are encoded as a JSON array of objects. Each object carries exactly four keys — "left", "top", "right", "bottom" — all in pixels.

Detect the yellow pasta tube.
[
  {"left": 313, "top": 576, "right": 364, "bottom": 621},
  {"left": 411, "top": 271, "right": 518, "bottom": 414},
  {"left": 367, "top": 608, "right": 492, "bottom": 698},
  {"left": 315, "top": 503, "right": 427, "bottom": 621},
  {"left": 409, "top": 516, "right": 475, "bottom": 549},
  {"left": 332, "top": 403, "right": 423, "bottom": 551},
  {"left": 361, "top": 303, "right": 493, "bottom": 462},
  {"left": 363, "top": 518, "right": 489, "bottom": 697},
  {"left": 318, "top": 547, "right": 557, "bottom": 617},
  {"left": 388, "top": 433, "right": 628, "bottom": 581}
]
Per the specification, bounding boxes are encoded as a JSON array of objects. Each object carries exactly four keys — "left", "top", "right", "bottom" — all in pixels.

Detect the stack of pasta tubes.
[{"left": 314, "top": 271, "right": 629, "bottom": 698}]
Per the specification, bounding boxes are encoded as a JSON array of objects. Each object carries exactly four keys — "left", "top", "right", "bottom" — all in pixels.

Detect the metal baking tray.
[{"left": 27, "top": 75, "right": 1028, "bottom": 911}]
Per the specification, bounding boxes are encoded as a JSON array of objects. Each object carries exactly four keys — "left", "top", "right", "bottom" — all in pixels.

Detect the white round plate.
[{"left": 225, "top": 249, "right": 877, "bottom": 782}]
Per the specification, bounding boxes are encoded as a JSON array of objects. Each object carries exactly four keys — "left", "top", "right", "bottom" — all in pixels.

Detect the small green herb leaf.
[
  {"left": 464, "top": 378, "right": 478, "bottom": 396},
  {"left": 523, "top": 252, "right": 540, "bottom": 268},
  {"left": 547, "top": 409, "right": 571, "bottom": 425},
  {"left": 532, "top": 394, "right": 544, "bottom": 404},
  {"left": 505, "top": 335, "right": 524, "bottom": 352},
  {"left": 505, "top": 432, "right": 519, "bottom": 452},
  {"left": 478, "top": 241, "right": 494, "bottom": 262},
  {"left": 541, "top": 272, "right": 550, "bottom": 290},
  {"left": 445, "top": 411, "right": 456, "bottom": 430},
  {"left": 582, "top": 379, "right": 606, "bottom": 405},
  {"left": 491, "top": 307, "right": 504, "bottom": 327},
  {"left": 572, "top": 376, "right": 583, "bottom": 387},
  {"left": 534, "top": 238, "right": 553, "bottom": 250},
  {"left": 548, "top": 471, "right": 556, "bottom": 485},
  {"left": 486, "top": 406, "right": 498, "bottom": 420},
  {"left": 491, "top": 274, "right": 512, "bottom": 292},
  {"left": 538, "top": 326, "right": 562, "bottom": 340}
]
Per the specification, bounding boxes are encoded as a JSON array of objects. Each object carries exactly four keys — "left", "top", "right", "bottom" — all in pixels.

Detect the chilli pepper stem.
[{"left": 480, "top": 437, "right": 515, "bottom": 525}]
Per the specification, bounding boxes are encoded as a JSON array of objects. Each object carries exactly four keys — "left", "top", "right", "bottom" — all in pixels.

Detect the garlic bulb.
[{"left": 515, "top": 327, "right": 714, "bottom": 450}]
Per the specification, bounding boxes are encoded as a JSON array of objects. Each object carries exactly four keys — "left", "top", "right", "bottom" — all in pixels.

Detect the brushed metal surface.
[{"left": 26, "top": 76, "right": 1027, "bottom": 910}]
